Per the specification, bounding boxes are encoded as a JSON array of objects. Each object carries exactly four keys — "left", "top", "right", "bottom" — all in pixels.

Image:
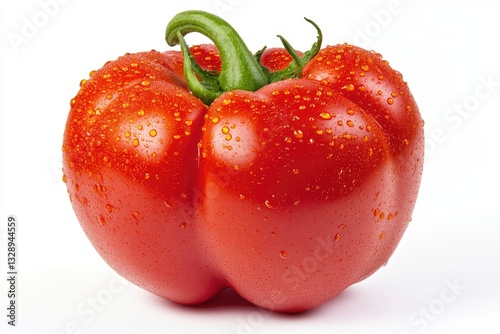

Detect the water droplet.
[
  {"left": 293, "top": 129, "right": 304, "bottom": 139},
  {"left": 149, "top": 129, "right": 157, "bottom": 137},
  {"left": 98, "top": 215, "right": 106, "bottom": 226},
  {"left": 264, "top": 200, "right": 274, "bottom": 209},
  {"left": 344, "top": 84, "right": 355, "bottom": 92},
  {"left": 320, "top": 112, "right": 332, "bottom": 120}
]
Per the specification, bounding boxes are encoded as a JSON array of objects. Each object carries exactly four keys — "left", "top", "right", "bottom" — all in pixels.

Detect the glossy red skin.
[{"left": 63, "top": 44, "right": 423, "bottom": 312}]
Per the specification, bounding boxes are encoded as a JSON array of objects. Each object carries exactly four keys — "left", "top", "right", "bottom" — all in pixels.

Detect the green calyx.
[{"left": 165, "top": 10, "right": 323, "bottom": 105}]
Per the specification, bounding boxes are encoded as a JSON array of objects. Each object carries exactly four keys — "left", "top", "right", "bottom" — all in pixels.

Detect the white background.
[{"left": 1, "top": 0, "right": 499, "bottom": 333}]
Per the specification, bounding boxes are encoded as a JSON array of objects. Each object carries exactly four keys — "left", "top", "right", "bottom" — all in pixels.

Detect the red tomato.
[{"left": 63, "top": 10, "right": 424, "bottom": 312}]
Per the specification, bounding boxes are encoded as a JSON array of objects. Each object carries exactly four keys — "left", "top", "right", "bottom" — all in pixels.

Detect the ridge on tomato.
[{"left": 62, "top": 10, "right": 424, "bottom": 312}]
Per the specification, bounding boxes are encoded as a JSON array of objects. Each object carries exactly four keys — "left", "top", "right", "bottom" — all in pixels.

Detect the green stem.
[
  {"left": 166, "top": 10, "right": 268, "bottom": 104},
  {"left": 165, "top": 11, "right": 323, "bottom": 105},
  {"left": 269, "top": 18, "right": 323, "bottom": 83}
]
